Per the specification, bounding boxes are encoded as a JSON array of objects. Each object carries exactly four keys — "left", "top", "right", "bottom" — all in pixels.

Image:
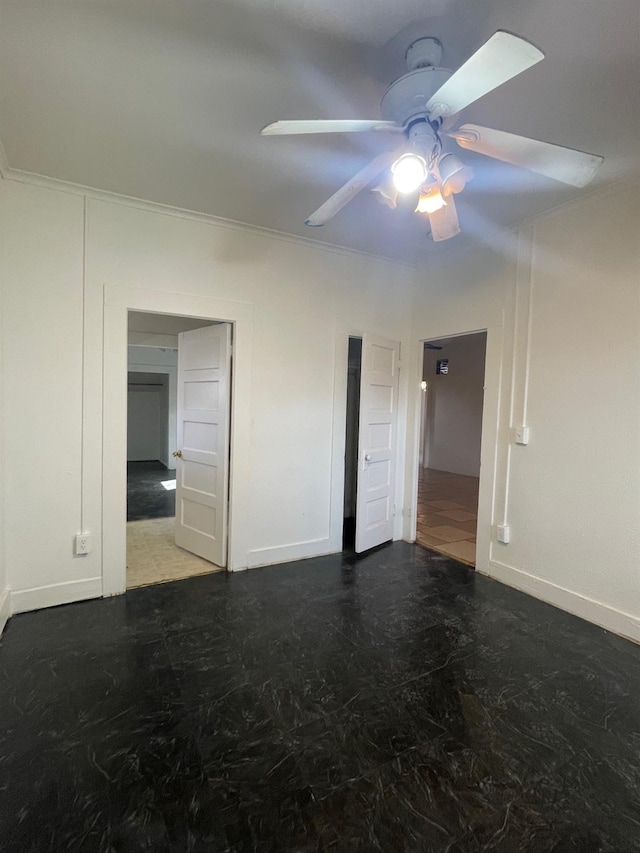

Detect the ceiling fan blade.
[
  {"left": 428, "top": 194, "right": 461, "bottom": 242},
  {"left": 426, "top": 31, "right": 544, "bottom": 119},
  {"left": 448, "top": 124, "right": 604, "bottom": 187},
  {"left": 305, "top": 149, "right": 401, "bottom": 227},
  {"left": 261, "top": 120, "right": 401, "bottom": 135}
]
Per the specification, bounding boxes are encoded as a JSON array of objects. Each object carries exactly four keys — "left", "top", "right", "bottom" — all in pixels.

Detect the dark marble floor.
[
  {"left": 127, "top": 460, "right": 176, "bottom": 522},
  {"left": 2, "top": 543, "right": 640, "bottom": 852}
]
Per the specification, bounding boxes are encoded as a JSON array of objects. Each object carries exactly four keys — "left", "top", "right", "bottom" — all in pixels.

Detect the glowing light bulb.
[
  {"left": 391, "top": 153, "right": 427, "bottom": 194},
  {"left": 416, "top": 186, "right": 446, "bottom": 214}
]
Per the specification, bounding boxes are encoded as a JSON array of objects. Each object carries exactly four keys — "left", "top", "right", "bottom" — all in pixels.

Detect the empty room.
[{"left": 1, "top": 0, "right": 639, "bottom": 850}]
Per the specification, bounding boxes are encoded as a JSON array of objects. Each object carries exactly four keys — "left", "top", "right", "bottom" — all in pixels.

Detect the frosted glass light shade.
[{"left": 438, "top": 153, "right": 473, "bottom": 196}]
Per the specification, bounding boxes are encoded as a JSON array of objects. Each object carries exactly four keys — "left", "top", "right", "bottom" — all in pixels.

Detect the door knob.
[
  {"left": 364, "top": 453, "right": 372, "bottom": 462},
  {"left": 172, "top": 450, "right": 183, "bottom": 458}
]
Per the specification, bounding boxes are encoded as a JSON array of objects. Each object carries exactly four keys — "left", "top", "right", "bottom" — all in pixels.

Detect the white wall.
[
  {"left": 4, "top": 169, "right": 637, "bottom": 645},
  {"left": 127, "top": 380, "right": 164, "bottom": 462},
  {"left": 128, "top": 312, "right": 213, "bottom": 348},
  {"left": 422, "top": 333, "right": 486, "bottom": 477},
  {"left": 407, "top": 181, "right": 640, "bottom": 642},
  {"left": 0, "top": 182, "right": 91, "bottom": 612},
  {"left": 129, "top": 311, "right": 214, "bottom": 337},
  {"left": 0, "top": 252, "right": 8, "bottom": 633},
  {"left": 0, "top": 176, "right": 414, "bottom": 612}
]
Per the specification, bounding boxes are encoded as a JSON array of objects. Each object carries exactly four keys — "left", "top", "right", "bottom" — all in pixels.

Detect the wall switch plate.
[
  {"left": 496, "top": 525, "right": 510, "bottom": 544},
  {"left": 74, "top": 533, "right": 92, "bottom": 555},
  {"left": 514, "top": 426, "right": 530, "bottom": 445}
]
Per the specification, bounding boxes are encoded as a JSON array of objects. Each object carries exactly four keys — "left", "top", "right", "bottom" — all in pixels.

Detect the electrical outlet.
[
  {"left": 74, "top": 533, "right": 92, "bottom": 555},
  {"left": 496, "top": 525, "right": 510, "bottom": 544}
]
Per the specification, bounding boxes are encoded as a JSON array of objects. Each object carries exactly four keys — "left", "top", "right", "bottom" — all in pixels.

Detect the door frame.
[
  {"left": 355, "top": 333, "right": 401, "bottom": 553},
  {"left": 329, "top": 331, "right": 407, "bottom": 554},
  {"left": 102, "top": 286, "right": 252, "bottom": 596},
  {"left": 406, "top": 326, "right": 502, "bottom": 576}
]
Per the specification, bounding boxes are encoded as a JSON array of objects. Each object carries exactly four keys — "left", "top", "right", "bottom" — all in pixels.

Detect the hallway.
[
  {"left": 126, "top": 462, "right": 221, "bottom": 589},
  {"left": 416, "top": 467, "right": 479, "bottom": 566}
]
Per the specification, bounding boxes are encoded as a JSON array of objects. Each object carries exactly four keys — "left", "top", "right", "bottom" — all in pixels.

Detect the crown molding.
[
  {"left": 3, "top": 136, "right": 632, "bottom": 274},
  {"left": 0, "top": 153, "right": 415, "bottom": 272}
]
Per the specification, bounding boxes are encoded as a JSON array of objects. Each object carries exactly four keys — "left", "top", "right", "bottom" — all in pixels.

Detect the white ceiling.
[
  {"left": 128, "top": 312, "right": 216, "bottom": 335},
  {"left": 1, "top": 0, "right": 638, "bottom": 265}
]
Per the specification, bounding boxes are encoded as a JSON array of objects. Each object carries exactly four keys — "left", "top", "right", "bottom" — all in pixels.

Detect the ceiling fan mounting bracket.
[{"left": 405, "top": 37, "right": 443, "bottom": 71}]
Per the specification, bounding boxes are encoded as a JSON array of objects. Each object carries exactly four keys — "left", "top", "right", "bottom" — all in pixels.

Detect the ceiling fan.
[{"left": 261, "top": 31, "right": 604, "bottom": 241}]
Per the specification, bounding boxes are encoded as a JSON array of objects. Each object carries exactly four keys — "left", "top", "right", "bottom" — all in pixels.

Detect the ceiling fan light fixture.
[
  {"left": 263, "top": 30, "right": 603, "bottom": 231},
  {"left": 391, "top": 153, "right": 428, "bottom": 194},
  {"left": 438, "top": 153, "right": 474, "bottom": 196},
  {"left": 371, "top": 178, "right": 399, "bottom": 209},
  {"left": 416, "top": 185, "right": 446, "bottom": 214}
]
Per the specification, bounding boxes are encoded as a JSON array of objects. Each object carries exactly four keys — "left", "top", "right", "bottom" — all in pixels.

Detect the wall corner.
[{"left": 0, "top": 588, "right": 11, "bottom": 636}]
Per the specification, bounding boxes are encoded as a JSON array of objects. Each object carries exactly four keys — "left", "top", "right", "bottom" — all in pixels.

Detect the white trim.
[
  {"left": 10, "top": 577, "right": 102, "bottom": 615},
  {"left": 404, "top": 325, "right": 502, "bottom": 577},
  {"left": 101, "top": 287, "right": 253, "bottom": 596},
  {"left": 0, "top": 164, "right": 414, "bottom": 271},
  {"left": 329, "top": 329, "right": 408, "bottom": 554},
  {"left": 129, "top": 331, "right": 179, "bottom": 348},
  {"left": 328, "top": 333, "right": 349, "bottom": 553},
  {"left": 0, "top": 588, "right": 11, "bottom": 634},
  {"left": 0, "top": 137, "right": 635, "bottom": 275},
  {"left": 487, "top": 559, "right": 640, "bottom": 644},
  {"left": 246, "top": 538, "right": 333, "bottom": 569}
]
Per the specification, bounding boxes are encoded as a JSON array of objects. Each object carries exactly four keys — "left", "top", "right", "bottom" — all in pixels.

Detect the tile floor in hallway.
[
  {"left": 127, "top": 517, "right": 223, "bottom": 589},
  {"left": 2, "top": 542, "right": 640, "bottom": 851},
  {"left": 416, "top": 467, "right": 479, "bottom": 566}
]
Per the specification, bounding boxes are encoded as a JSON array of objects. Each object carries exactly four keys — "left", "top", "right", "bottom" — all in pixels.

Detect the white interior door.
[
  {"left": 175, "top": 324, "right": 231, "bottom": 566},
  {"left": 355, "top": 333, "right": 400, "bottom": 553}
]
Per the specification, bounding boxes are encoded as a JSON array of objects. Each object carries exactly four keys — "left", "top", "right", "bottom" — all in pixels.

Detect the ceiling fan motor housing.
[{"left": 380, "top": 67, "right": 453, "bottom": 126}]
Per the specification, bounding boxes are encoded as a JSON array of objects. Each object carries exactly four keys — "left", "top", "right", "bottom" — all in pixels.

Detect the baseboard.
[
  {"left": 246, "top": 537, "right": 333, "bottom": 570},
  {"left": 10, "top": 577, "right": 103, "bottom": 615},
  {"left": 0, "top": 588, "right": 11, "bottom": 635},
  {"left": 488, "top": 559, "right": 640, "bottom": 643}
]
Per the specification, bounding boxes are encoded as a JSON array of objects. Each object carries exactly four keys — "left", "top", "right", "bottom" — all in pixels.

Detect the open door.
[
  {"left": 174, "top": 324, "right": 231, "bottom": 566},
  {"left": 355, "top": 333, "right": 400, "bottom": 553}
]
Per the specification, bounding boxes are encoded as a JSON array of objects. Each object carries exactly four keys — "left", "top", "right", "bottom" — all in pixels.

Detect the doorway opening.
[
  {"left": 341, "top": 333, "right": 400, "bottom": 554},
  {"left": 126, "top": 311, "right": 230, "bottom": 589},
  {"left": 342, "top": 337, "right": 362, "bottom": 550},
  {"left": 416, "top": 331, "right": 487, "bottom": 567}
]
